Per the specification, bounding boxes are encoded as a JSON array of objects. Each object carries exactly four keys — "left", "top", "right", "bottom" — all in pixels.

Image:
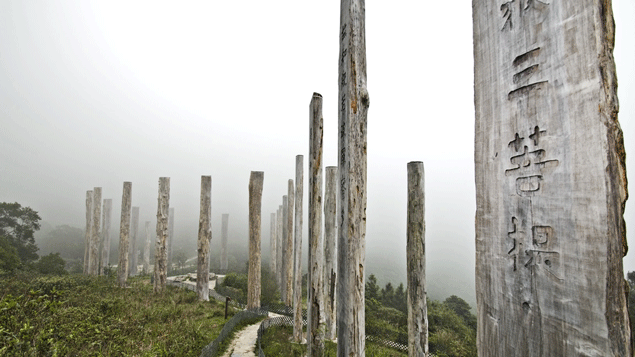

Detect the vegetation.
[
  {"left": 259, "top": 324, "right": 406, "bottom": 356},
  {"left": 365, "top": 274, "right": 477, "bottom": 357},
  {"left": 0, "top": 273, "right": 233, "bottom": 356},
  {"left": 34, "top": 253, "right": 68, "bottom": 276},
  {"left": 218, "top": 266, "right": 280, "bottom": 307},
  {"left": 0, "top": 202, "right": 41, "bottom": 268}
]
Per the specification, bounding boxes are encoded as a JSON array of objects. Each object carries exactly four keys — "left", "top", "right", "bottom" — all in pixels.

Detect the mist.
[{"left": 2, "top": 1, "right": 634, "bottom": 306}]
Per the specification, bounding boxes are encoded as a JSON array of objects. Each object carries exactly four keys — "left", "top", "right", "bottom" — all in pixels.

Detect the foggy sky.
[{"left": 1, "top": 1, "right": 633, "bottom": 304}]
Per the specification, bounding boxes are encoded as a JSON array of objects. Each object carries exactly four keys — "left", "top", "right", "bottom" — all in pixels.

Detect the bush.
[
  {"left": 0, "top": 235, "right": 21, "bottom": 272},
  {"left": 0, "top": 274, "right": 230, "bottom": 356},
  {"left": 34, "top": 252, "right": 68, "bottom": 275}
]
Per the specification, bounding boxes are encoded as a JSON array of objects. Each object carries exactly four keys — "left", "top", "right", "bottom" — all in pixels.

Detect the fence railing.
[
  {"left": 167, "top": 277, "right": 408, "bottom": 355},
  {"left": 255, "top": 315, "right": 409, "bottom": 356},
  {"left": 166, "top": 279, "right": 245, "bottom": 309}
]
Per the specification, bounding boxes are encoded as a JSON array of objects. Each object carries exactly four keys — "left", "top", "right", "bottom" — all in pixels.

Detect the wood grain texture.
[
  {"left": 324, "top": 166, "right": 338, "bottom": 341},
  {"left": 293, "top": 156, "right": 304, "bottom": 342},
  {"left": 308, "top": 93, "right": 325, "bottom": 356},
  {"left": 285, "top": 182, "right": 295, "bottom": 306},
  {"left": 88, "top": 188, "right": 101, "bottom": 275},
  {"left": 84, "top": 190, "right": 92, "bottom": 274},
  {"left": 143, "top": 221, "right": 151, "bottom": 274},
  {"left": 197, "top": 176, "right": 212, "bottom": 301},
  {"left": 100, "top": 199, "right": 112, "bottom": 275},
  {"left": 128, "top": 207, "right": 139, "bottom": 276},
  {"left": 473, "top": 0, "right": 631, "bottom": 355},
  {"left": 407, "top": 162, "right": 427, "bottom": 357},
  {"left": 154, "top": 178, "right": 169, "bottom": 293},
  {"left": 336, "top": 0, "right": 369, "bottom": 355},
  {"left": 118, "top": 182, "right": 132, "bottom": 287},
  {"left": 247, "top": 171, "right": 264, "bottom": 309}
]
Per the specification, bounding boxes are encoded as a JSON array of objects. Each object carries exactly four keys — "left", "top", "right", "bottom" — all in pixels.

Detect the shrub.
[{"left": 34, "top": 252, "right": 68, "bottom": 275}]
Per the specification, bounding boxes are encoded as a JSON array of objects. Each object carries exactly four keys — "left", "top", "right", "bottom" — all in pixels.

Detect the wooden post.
[
  {"left": 308, "top": 93, "right": 325, "bottom": 355},
  {"left": 128, "top": 207, "right": 139, "bottom": 277},
  {"left": 285, "top": 181, "right": 294, "bottom": 306},
  {"left": 117, "top": 182, "right": 132, "bottom": 287},
  {"left": 407, "top": 162, "right": 427, "bottom": 356},
  {"left": 221, "top": 214, "right": 229, "bottom": 271},
  {"left": 167, "top": 207, "right": 174, "bottom": 273},
  {"left": 88, "top": 187, "right": 101, "bottom": 275},
  {"left": 84, "top": 190, "right": 93, "bottom": 274},
  {"left": 276, "top": 205, "right": 283, "bottom": 289},
  {"left": 293, "top": 155, "right": 304, "bottom": 342},
  {"left": 100, "top": 199, "right": 112, "bottom": 275},
  {"left": 337, "top": 0, "right": 369, "bottom": 354},
  {"left": 473, "top": 1, "right": 631, "bottom": 355},
  {"left": 154, "top": 177, "right": 170, "bottom": 293},
  {"left": 270, "top": 213, "right": 277, "bottom": 275},
  {"left": 197, "top": 175, "right": 212, "bottom": 301},
  {"left": 324, "top": 166, "right": 338, "bottom": 340},
  {"left": 143, "top": 221, "right": 151, "bottom": 274},
  {"left": 281, "top": 195, "right": 289, "bottom": 301},
  {"left": 247, "top": 171, "right": 264, "bottom": 310}
]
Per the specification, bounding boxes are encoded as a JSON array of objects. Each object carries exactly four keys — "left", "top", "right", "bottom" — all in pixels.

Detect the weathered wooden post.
[
  {"left": 84, "top": 190, "right": 93, "bottom": 274},
  {"left": 324, "top": 166, "right": 338, "bottom": 340},
  {"left": 337, "top": 0, "right": 369, "bottom": 354},
  {"left": 89, "top": 187, "right": 102, "bottom": 275},
  {"left": 100, "top": 199, "right": 112, "bottom": 275},
  {"left": 167, "top": 207, "right": 174, "bottom": 273},
  {"left": 281, "top": 195, "right": 289, "bottom": 300},
  {"left": 407, "top": 162, "right": 427, "bottom": 356},
  {"left": 473, "top": 1, "right": 631, "bottom": 355},
  {"left": 220, "top": 214, "right": 229, "bottom": 271},
  {"left": 308, "top": 93, "right": 325, "bottom": 355},
  {"left": 128, "top": 207, "right": 139, "bottom": 276},
  {"left": 117, "top": 182, "right": 132, "bottom": 287},
  {"left": 293, "top": 155, "right": 304, "bottom": 342},
  {"left": 154, "top": 177, "right": 170, "bottom": 293},
  {"left": 247, "top": 171, "right": 264, "bottom": 310},
  {"left": 285, "top": 181, "right": 294, "bottom": 306},
  {"left": 270, "top": 212, "right": 277, "bottom": 275},
  {"left": 197, "top": 175, "right": 212, "bottom": 301},
  {"left": 143, "top": 221, "right": 151, "bottom": 274},
  {"left": 276, "top": 205, "right": 283, "bottom": 289}
]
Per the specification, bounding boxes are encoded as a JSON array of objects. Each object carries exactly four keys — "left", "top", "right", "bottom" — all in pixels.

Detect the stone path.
[{"left": 221, "top": 313, "right": 282, "bottom": 357}]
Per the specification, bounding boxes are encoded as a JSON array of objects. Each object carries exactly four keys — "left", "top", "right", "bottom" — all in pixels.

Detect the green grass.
[
  {"left": 259, "top": 325, "right": 407, "bottom": 357},
  {"left": 0, "top": 272, "right": 235, "bottom": 356}
]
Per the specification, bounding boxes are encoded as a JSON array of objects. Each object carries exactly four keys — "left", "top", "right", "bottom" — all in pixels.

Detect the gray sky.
[{"left": 1, "top": 1, "right": 633, "bottom": 303}]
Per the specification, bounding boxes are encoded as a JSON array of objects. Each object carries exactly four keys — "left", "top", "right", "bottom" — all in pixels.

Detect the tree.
[
  {"left": 0, "top": 235, "right": 20, "bottom": 271},
  {"left": 380, "top": 282, "right": 394, "bottom": 307},
  {"left": 394, "top": 282, "right": 407, "bottom": 314},
  {"left": 35, "top": 253, "right": 67, "bottom": 275},
  {"left": 428, "top": 299, "right": 477, "bottom": 357},
  {"left": 366, "top": 274, "right": 379, "bottom": 300},
  {"left": 260, "top": 265, "right": 280, "bottom": 306},
  {"left": 0, "top": 202, "right": 41, "bottom": 264},
  {"left": 444, "top": 295, "right": 477, "bottom": 330}
]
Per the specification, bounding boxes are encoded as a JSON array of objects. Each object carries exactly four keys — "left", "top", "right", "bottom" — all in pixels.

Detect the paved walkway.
[
  {"left": 166, "top": 274, "right": 221, "bottom": 290},
  {"left": 221, "top": 313, "right": 282, "bottom": 357},
  {"left": 167, "top": 274, "right": 279, "bottom": 356}
]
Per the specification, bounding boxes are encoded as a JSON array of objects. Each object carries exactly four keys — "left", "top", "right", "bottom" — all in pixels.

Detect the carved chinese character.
[
  {"left": 500, "top": 0, "right": 550, "bottom": 32},
  {"left": 505, "top": 127, "right": 559, "bottom": 195}
]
